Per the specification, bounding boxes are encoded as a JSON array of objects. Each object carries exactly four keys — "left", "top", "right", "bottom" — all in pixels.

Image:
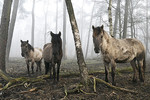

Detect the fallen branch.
[{"left": 89, "top": 75, "right": 138, "bottom": 94}]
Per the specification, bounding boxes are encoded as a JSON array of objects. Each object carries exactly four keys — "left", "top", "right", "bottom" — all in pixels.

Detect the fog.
[{"left": 0, "top": 0, "right": 149, "bottom": 59}]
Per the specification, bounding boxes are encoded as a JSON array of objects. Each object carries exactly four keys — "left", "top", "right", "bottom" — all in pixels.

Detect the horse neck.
[
  {"left": 100, "top": 31, "right": 112, "bottom": 53},
  {"left": 27, "top": 44, "right": 34, "bottom": 57}
]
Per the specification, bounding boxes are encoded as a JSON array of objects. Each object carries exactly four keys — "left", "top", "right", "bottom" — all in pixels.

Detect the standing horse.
[
  {"left": 92, "top": 25, "right": 146, "bottom": 85},
  {"left": 43, "top": 31, "right": 63, "bottom": 82},
  {"left": 20, "top": 40, "right": 42, "bottom": 75}
]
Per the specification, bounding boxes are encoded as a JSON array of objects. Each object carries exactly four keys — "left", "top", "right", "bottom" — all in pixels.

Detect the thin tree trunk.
[
  {"left": 146, "top": 0, "right": 149, "bottom": 58},
  {"left": 108, "top": 0, "right": 113, "bottom": 36},
  {"left": 85, "top": 2, "right": 95, "bottom": 59},
  {"left": 129, "top": 0, "right": 134, "bottom": 38},
  {"left": 63, "top": 0, "right": 67, "bottom": 59},
  {"left": 56, "top": 0, "right": 58, "bottom": 33},
  {"left": 0, "top": 0, "right": 12, "bottom": 72},
  {"left": 118, "top": 0, "right": 122, "bottom": 39},
  {"left": 6, "top": 0, "right": 19, "bottom": 61},
  {"left": 113, "top": 0, "right": 120, "bottom": 38},
  {"left": 65, "top": 0, "right": 89, "bottom": 86},
  {"left": 44, "top": 0, "right": 49, "bottom": 44},
  {"left": 31, "top": 0, "right": 35, "bottom": 46},
  {"left": 123, "top": 0, "right": 129, "bottom": 38}
]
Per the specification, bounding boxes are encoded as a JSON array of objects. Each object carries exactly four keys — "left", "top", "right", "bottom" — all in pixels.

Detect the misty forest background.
[{"left": 0, "top": 0, "right": 150, "bottom": 61}]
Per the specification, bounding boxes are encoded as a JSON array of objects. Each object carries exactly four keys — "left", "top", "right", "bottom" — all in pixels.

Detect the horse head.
[
  {"left": 50, "top": 31, "right": 62, "bottom": 58},
  {"left": 20, "top": 40, "right": 30, "bottom": 57},
  {"left": 92, "top": 25, "right": 104, "bottom": 53}
]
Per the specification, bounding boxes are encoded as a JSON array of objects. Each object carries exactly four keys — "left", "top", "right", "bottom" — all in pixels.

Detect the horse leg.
[
  {"left": 39, "top": 60, "right": 42, "bottom": 72},
  {"left": 104, "top": 61, "right": 109, "bottom": 82},
  {"left": 31, "top": 61, "right": 34, "bottom": 74},
  {"left": 35, "top": 61, "right": 38, "bottom": 72},
  {"left": 49, "top": 63, "right": 52, "bottom": 79},
  {"left": 26, "top": 60, "right": 30, "bottom": 76},
  {"left": 44, "top": 61, "right": 49, "bottom": 74},
  {"left": 137, "top": 59, "right": 144, "bottom": 82},
  {"left": 52, "top": 64, "right": 56, "bottom": 83},
  {"left": 57, "top": 62, "right": 61, "bottom": 81},
  {"left": 111, "top": 60, "right": 116, "bottom": 86},
  {"left": 130, "top": 59, "right": 138, "bottom": 82}
]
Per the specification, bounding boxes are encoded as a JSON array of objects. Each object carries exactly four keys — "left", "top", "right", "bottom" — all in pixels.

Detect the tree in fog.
[
  {"left": 63, "top": 0, "right": 67, "bottom": 59},
  {"left": 113, "top": 0, "right": 120, "bottom": 38},
  {"left": 145, "top": 0, "right": 149, "bottom": 57},
  {"left": 6, "top": 0, "right": 19, "bottom": 61},
  {"left": 123, "top": 0, "right": 129, "bottom": 38},
  {"left": 44, "top": 0, "right": 49, "bottom": 44},
  {"left": 56, "top": 0, "right": 58, "bottom": 33},
  {"left": 65, "top": 0, "right": 88, "bottom": 85},
  {"left": 85, "top": 2, "right": 95, "bottom": 59},
  {"left": 108, "top": 0, "right": 113, "bottom": 36},
  {"left": 31, "top": 0, "right": 35, "bottom": 46},
  {"left": 0, "top": 0, "right": 12, "bottom": 71}
]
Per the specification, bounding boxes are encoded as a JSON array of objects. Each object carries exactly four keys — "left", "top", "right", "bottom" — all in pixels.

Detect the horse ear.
[
  {"left": 50, "top": 31, "right": 54, "bottom": 37},
  {"left": 20, "top": 40, "right": 23, "bottom": 43},
  {"left": 101, "top": 25, "right": 104, "bottom": 30},
  {"left": 58, "top": 31, "right": 61, "bottom": 36},
  {"left": 92, "top": 25, "right": 95, "bottom": 30},
  {"left": 27, "top": 40, "right": 29, "bottom": 43}
]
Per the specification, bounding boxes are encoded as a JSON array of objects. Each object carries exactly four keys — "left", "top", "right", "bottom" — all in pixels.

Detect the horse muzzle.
[
  {"left": 21, "top": 53, "right": 25, "bottom": 57},
  {"left": 94, "top": 48, "right": 99, "bottom": 53}
]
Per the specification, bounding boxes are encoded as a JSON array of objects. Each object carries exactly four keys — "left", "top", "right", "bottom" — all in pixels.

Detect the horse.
[
  {"left": 43, "top": 31, "right": 63, "bottom": 82},
  {"left": 20, "top": 40, "right": 42, "bottom": 75},
  {"left": 92, "top": 25, "right": 146, "bottom": 85}
]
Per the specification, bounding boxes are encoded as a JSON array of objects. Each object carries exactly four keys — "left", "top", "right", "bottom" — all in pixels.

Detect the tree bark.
[
  {"left": 0, "top": 0, "right": 12, "bottom": 72},
  {"left": 31, "top": 0, "right": 35, "bottom": 46},
  {"left": 108, "top": 0, "right": 113, "bottom": 36},
  {"left": 65, "top": 0, "right": 89, "bottom": 85},
  {"left": 123, "top": 0, "right": 129, "bottom": 38},
  {"left": 6, "top": 0, "right": 19, "bottom": 61},
  {"left": 63, "top": 0, "right": 67, "bottom": 59}
]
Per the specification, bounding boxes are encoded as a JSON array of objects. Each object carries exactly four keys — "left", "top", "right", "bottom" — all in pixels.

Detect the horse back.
[
  {"left": 43, "top": 43, "right": 53, "bottom": 62},
  {"left": 30, "top": 48, "right": 42, "bottom": 61}
]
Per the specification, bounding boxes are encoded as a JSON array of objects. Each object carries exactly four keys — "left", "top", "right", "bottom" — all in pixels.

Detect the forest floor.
[{"left": 0, "top": 57, "right": 150, "bottom": 100}]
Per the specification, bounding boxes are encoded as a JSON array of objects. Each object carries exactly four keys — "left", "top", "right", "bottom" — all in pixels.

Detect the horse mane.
[{"left": 28, "top": 43, "right": 34, "bottom": 51}]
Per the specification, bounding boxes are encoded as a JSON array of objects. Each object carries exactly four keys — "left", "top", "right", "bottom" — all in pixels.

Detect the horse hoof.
[
  {"left": 140, "top": 79, "right": 144, "bottom": 82},
  {"left": 112, "top": 82, "right": 116, "bottom": 86},
  {"left": 132, "top": 79, "right": 137, "bottom": 83}
]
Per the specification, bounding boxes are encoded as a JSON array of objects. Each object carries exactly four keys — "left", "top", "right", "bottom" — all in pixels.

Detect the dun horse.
[
  {"left": 92, "top": 25, "right": 146, "bottom": 85},
  {"left": 20, "top": 40, "right": 42, "bottom": 75},
  {"left": 43, "top": 31, "right": 63, "bottom": 82}
]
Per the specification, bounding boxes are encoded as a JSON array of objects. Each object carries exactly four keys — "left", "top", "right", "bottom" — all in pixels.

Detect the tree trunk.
[
  {"left": 65, "top": 0, "right": 89, "bottom": 85},
  {"left": 123, "top": 0, "right": 129, "bottom": 38},
  {"left": 113, "top": 0, "right": 120, "bottom": 38},
  {"left": 63, "top": 0, "right": 67, "bottom": 59},
  {"left": 85, "top": 2, "right": 95, "bottom": 59},
  {"left": 6, "top": 0, "right": 19, "bottom": 61},
  {"left": 31, "top": 0, "right": 35, "bottom": 46},
  {"left": 129, "top": 0, "right": 134, "bottom": 38},
  {"left": 118, "top": 0, "right": 122, "bottom": 39},
  {"left": 108, "top": 0, "right": 113, "bottom": 36},
  {"left": 56, "top": 0, "right": 58, "bottom": 33},
  {"left": 146, "top": 0, "right": 149, "bottom": 58},
  {"left": 0, "top": 0, "right": 12, "bottom": 72},
  {"left": 44, "top": 0, "right": 49, "bottom": 44}
]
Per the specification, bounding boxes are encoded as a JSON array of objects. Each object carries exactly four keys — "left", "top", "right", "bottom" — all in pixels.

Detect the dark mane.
[{"left": 28, "top": 43, "right": 34, "bottom": 51}]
